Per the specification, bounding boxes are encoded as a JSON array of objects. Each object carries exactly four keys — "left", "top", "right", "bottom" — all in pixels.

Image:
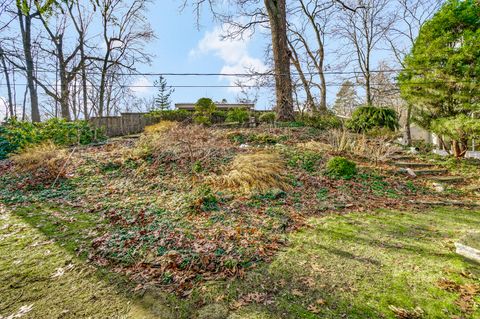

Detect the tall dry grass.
[
  {"left": 10, "top": 141, "right": 69, "bottom": 180},
  {"left": 322, "top": 129, "right": 401, "bottom": 163},
  {"left": 210, "top": 152, "right": 289, "bottom": 194}
]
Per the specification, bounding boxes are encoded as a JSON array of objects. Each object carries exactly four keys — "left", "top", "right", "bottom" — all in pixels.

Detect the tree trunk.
[
  {"left": 98, "top": 52, "right": 110, "bottom": 117},
  {"left": 318, "top": 68, "right": 327, "bottom": 113},
  {"left": 22, "top": 85, "right": 28, "bottom": 121},
  {"left": 80, "top": 45, "right": 88, "bottom": 119},
  {"left": 288, "top": 40, "right": 315, "bottom": 112},
  {"left": 452, "top": 140, "right": 467, "bottom": 158},
  {"left": 18, "top": 9, "right": 40, "bottom": 122},
  {"left": 365, "top": 72, "right": 372, "bottom": 106},
  {"left": 404, "top": 104, "right": 412, "bottom": 146},
  {"left": 264, "top": 0, "right": 294, "bottom": 121},
  {"left": 0, "top": 46, "right": 14, "bottom": 118},
  {"left": 59, "top": 72, "right": 71, "bottom": 120}
]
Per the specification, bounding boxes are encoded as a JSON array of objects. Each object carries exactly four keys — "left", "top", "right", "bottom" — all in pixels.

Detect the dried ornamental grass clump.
[
  {"left": 143, "top": 121, "right": 178, "bottom": 135},
  {"left": 211, "top": 152, "right": 290, "bottom": 194},
  {"left": 10, "top": 141, "right": 69, "bottom": 181}
]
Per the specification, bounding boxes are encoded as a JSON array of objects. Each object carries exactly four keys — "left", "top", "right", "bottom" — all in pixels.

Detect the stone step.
[
  {"left": 393, "top": 162, "right": 435, "bottom": 168},
  {"left": 427, "top": 176, "right": 465, "bottom": 183},
  {"left": 390, "top": 155, "right": 416, "bottom": 161},
  {"left": 413, "top": 169, "right": 449, "bottom": 176}
]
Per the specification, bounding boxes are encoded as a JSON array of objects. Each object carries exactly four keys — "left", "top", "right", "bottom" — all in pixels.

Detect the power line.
[
  {"left": 0, "top": 66, "right": 468, "bottom": 77},
  {"left": 0, "top": 80, "right": 477, "bottom": 88}
]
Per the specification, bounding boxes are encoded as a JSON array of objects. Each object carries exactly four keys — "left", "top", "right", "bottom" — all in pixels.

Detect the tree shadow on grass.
[{"left": 4, "top": 203, "right": 192, "bottom": 319}]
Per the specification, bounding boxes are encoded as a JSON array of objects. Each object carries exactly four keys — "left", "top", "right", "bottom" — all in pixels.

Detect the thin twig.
[{"left": 51, "top": 146, "right": 77, "bottom": 188}]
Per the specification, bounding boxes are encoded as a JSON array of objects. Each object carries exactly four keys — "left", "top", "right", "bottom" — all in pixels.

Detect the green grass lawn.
[
  {"left": 0, "top": 207, "right": 158, "bottom": 319},
  {"left": 1, "top": 205, "right": 479, "bottom": 318}
]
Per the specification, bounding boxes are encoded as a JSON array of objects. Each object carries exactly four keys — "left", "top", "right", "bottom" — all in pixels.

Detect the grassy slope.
[
  {"left": 0, "top": 207, "right": 158, "bottom": 319},
  {"left": 262, "top": 208, "right": 480, "bottom": 318},
  {"left": 1, "top": 205, "right": 479, "bottom": 318}
]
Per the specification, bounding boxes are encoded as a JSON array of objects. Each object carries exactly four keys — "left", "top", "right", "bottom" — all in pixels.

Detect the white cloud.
[
  {"left": 131, "top": 77, "right": 154, "bottom": 96},
  {"left": 190, "top": 27, "right": 268, "bottom": 92}
]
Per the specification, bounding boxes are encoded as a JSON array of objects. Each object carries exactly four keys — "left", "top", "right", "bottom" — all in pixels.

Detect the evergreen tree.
[
  {"left": 153, "top": 76, "right": 174, "bottom": 110},
  {"left": 398, "top": 0, "right": 480, "bottom": 157},
  {"left": 333, "top": 81, "right": 359, "bottom": 117}
]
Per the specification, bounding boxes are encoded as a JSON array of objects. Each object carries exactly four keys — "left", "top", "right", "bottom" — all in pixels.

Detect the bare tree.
[
  {"left": 287, "top": 0, "right": 337, "bottom": 113},
  {"left": 337, "top": 0, "right": 395, "bottom": 106},
  {"left": 183, "top": 0, "right": 295, "bottom": 120},
  {"left": 0, "top": 44, "right": 14, "bottom": 117},
  {"left": 15, "top": 1, "right": 40, "bottom": 121},
  {"left": 288, "top": 38, "right": 315, "bottom": 111},
  {"left": 67, "top": 1, "right": 94, "bottom": 120},
  {"left": 333, "top": 80, "right": 359, "bottom": 117},
  {"left": 34, "top": 3, "right": 89, "bottom": 120},
  {"left": 93, "top": 0, "right": 154, "bottom": 117},
  {"left": 184, "top": 0, "right": 360, "bottom": 120}
]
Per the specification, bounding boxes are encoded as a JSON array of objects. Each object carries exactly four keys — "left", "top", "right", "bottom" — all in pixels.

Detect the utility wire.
[
  {"left": 0, "top": 66, "right": 474, "bottom": 77},
  {"left": 0, "top": 81, "right": 477, "bottom": 88}
]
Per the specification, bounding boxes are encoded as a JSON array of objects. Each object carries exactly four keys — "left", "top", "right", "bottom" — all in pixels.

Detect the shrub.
[
  {"left": 194, "top": 98, "right": 217, "bottom": 125},
  {"left": 10, "top": 141, "right": 69, "bottom": 182},
  {"left": 226, "top": 131, "right": 248, "bottom": 144},
  {"left": 226, "top": 108, "right": 250, "bottom": 124},
  {"left": 365, "top": 127, "right": 401, "bottom": 141},
  {"left": 0, "top": 118, "right": 102, "bottom": 159},
  {"left": 147, "top": 110, "right": 192, "bottom": 122},
  {"left": 40, "top": 118, "right": 103, "bottom": 145},
  {"left": 0, "top": 119, "right": 39, "bottom": 159},
  {"left": 299, "top": 114, "right": 343, "bottom": 130},
  {"left": 211, "top": 152, "right": 289, "bottom": 194},
  {"left": 259, "top": 112, "right": 276, "bottom": 124},
  {"left": 347, "top": 106, "right": 399, "bottom": 133},
  {"left": 252, "top": 133, "right": 280, "bottom": 145},
  {"left": 351, "top": 136, "right": 402, "bottom": 164},
  {"left": 430, "top": 115, "right": 480, "bottom": 158},
  {"left": 325, "top": 156, "right": 357, "bottom": 179},
  {"left": 226, "top": 132, "right": 282, "bottom": 145},
  {"left": 211, "top": 110, "right": 227, "bottom": 124}
]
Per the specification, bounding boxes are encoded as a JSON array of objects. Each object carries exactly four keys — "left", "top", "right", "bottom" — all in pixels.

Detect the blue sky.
[
  {"left": 131, "top": 0, "right": 274, "bottom": 109},
  {"left": 0, "top": 0, "right": 421, "bottom": 118}
]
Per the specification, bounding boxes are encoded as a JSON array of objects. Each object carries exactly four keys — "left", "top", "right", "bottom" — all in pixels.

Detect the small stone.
[{"left": 432, "top": 182, "right": 445, "bottom": 193}]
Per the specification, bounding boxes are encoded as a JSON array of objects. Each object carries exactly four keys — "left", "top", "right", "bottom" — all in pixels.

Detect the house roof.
[{"left": 175, "top": 103, "right": 255, "bottom": 110}]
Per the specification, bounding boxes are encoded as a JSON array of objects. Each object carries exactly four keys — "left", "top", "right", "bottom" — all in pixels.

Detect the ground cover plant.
[{"left": 1, "top": 122, "right": 479, "bottom": 318}]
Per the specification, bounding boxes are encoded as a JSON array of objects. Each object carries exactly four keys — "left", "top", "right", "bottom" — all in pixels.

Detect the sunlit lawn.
[{"left": 1, "top": 205, "right": 479, "bottom": 318}]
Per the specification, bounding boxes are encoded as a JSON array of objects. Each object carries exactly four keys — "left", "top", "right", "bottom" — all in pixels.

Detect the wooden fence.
[{"left": 89, "top": 113, "right": 158, "bottom": 137}]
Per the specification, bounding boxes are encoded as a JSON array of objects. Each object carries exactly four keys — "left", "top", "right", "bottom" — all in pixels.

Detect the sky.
[
  {"left": 130, "top": 0, "right": 274, "bottom": 109},
  {"left": 115, "top": 0, "right": 396, "bottom": 110},
  {"left": 0, "top": 0, "right": 415, "bottom": 117}
]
